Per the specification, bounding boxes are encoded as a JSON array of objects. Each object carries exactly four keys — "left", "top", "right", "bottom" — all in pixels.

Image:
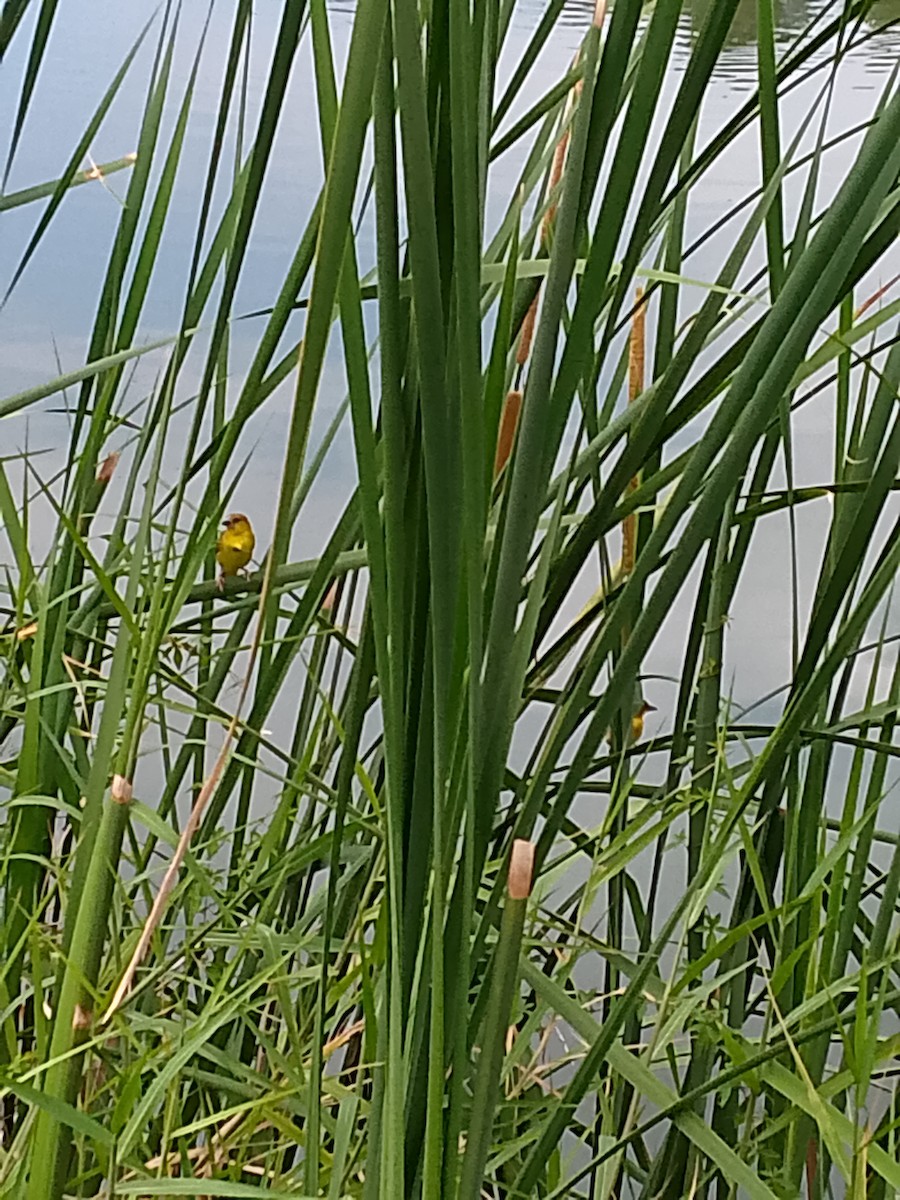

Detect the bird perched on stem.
[
  {"left": 606, "top": 683, "right": 656, "bottom": 749},
  {"left": 216, "top": 513, "right": 255, "bottom": 591},
  {"left": 629, "top": 698, "right": 656, "bottom": 746}
]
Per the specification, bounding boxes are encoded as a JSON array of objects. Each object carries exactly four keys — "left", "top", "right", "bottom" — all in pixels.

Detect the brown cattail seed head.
[
  {"left": 96, "top": 451, "right": 120, "bottom": 484},
  {"left": 493, "top": 390, "right": 523, "bottom": 480}
]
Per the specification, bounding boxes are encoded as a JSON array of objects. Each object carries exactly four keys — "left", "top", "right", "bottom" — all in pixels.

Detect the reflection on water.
[
  {"left": 862, "top": 0, "right": 900, "bottom": 74},
  {"left": 561, "top": 0, "right": 900, "bottom": 33},
  {"left": 559, "top": 0, "right": 815, "bottom": 31},
  {"left": 554, "top": 0, "right": 900, "bottom": 83},
  {"left": 869, "top": 0, "right": 900, "bottom": 24},
  {"left": 686, "top": 0, "right": 816, "bottom": 41}
]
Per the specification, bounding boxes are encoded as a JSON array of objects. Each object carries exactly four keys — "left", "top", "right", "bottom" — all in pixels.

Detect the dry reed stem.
[
  {"left": 143, "top": 1108, "right": 256, "bottom": 1174},
  {"left": 510, "top": 1015, "right": 560, "bottom": 1098},
  {"left": 621, "top": 286, "right": 646, "bottom": 578},
  {"left": 516, "top": 46, "right": 582, "bottom": 373},
  {"left": 103, "top": 543, "right": 281, "bottom": 1021},
  {"left": 854, "top": 271, "right": 900, "bottom": 318},
  {"left": 542, "top": 42, "right": 582, "bottom": 242},
  {"left": 323, "top": 1017, "right": 366, "bottom": 1057}
]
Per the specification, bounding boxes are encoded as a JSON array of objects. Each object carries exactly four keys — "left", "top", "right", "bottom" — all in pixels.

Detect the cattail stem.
[{"left": 458, "top": 840, "right": 534, "bottom": 1198}]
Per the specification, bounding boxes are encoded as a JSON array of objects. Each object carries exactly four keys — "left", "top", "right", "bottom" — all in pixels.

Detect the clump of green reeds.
[{"left": 1, "top": 1, "right": 900, "bottom": 1198}]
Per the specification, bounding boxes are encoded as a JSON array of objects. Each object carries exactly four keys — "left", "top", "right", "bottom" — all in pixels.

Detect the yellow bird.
[
  {"left": 606, "top": 687, "right": 656, "bottom": 749},
  {"left": 629, "top": 699, "right": 656, "bottom": 746},
  {"left": 216, "top": 513, "right": 255, "bottom": 590}
]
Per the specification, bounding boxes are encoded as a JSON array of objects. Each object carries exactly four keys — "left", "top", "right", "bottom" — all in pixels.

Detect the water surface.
[{"left": 1, "top": 0, "right": 898, "bottom": 725}]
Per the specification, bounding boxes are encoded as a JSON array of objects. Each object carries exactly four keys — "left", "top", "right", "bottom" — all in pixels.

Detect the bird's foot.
[{"left": 216, "top": 573, "right": 226, "bottom": 593}]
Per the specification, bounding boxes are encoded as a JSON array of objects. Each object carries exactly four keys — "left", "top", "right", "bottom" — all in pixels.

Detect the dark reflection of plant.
[
  {"left": 685, "top": 0, "right": 812, "bottom": 43},
  {"left": 866, "top": 0, "right": 900, "bottom": 29}
]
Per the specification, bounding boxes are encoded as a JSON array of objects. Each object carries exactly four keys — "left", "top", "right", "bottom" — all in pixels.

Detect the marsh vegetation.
[{"left": 1, "top": 1, "right": 899, "bottom": 1197}]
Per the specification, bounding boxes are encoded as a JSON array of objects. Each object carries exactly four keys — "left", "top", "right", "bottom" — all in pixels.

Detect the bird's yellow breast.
[{"left": 216, "top": 516, "right": 254, "bottom": 577}]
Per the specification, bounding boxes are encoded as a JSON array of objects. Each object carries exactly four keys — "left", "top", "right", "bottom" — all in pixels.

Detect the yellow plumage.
[
  {"left": 216, "top": 513, "right": 255, "bottom": 589},
  {"left": 630, "top": 701, "right": 655, "bottom": 745},
  {"left": 606, "top": 695, "right": 656, "bottom": 749}
]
